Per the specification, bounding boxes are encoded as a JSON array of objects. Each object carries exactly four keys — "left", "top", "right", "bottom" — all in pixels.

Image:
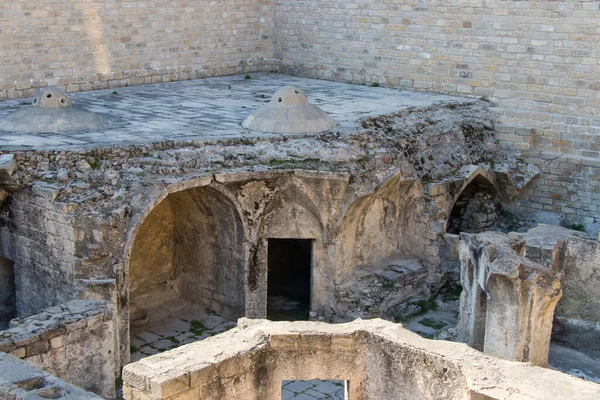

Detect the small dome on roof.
[
  {"left": 0, "top": 87, "right": 108, "bottom": 134},
  {"left": 242, "top": 85, "right": 336, "bottom": 134}
]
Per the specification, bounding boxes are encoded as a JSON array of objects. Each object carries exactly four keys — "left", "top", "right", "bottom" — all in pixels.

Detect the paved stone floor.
[
  {"left": 0, "top": 73, "right": 472, "bottom": 151},
  {"left": 282, "top": 380, "right": 346, "bottom": 400},
  {"left": 129, "top": 299, "right": 236, "bottom": 362}
]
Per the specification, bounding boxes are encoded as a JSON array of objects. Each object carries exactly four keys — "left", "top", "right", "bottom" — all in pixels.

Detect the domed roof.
[
  {"left": 242, "top": 85, "right": 336, "bottom": 134},
  {"left": 0, "top": 87, "right": 108, "bottom": 134}
]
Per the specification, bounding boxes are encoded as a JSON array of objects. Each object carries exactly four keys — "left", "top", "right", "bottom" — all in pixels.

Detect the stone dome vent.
[
  {"left": 0, "top": 87, "right": 108, "bottom": 134},
  {"left": 34, "top": 87, "right": 73, "bottom": 109},
  {"left": 242, "top": 85, "right": 336, "bottom": 134}
]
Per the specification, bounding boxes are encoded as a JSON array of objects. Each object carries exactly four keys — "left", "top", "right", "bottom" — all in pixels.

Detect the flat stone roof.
[{"left": 0, "top": 74, "right": 473, "bottom": 151}]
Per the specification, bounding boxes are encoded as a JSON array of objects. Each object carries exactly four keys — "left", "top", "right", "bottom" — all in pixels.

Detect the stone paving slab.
[
  {"left": 129, "top": 299, "right": 236, "bottom": 363},
  {"left": 282, "top": 380, "right": 346, "bottom": 399},
  {"left": 0, "top": 73, "right": 472, "bottom": 151}
]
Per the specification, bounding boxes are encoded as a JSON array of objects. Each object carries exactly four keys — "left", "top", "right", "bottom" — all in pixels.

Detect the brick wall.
[
  {"left": 272, "top": 0, "right": 600, "bottom": 232},
  {"left": 0, "top": 0, "right": 276, "bottom": 99},
  {"left": 1, "top": 1, "right": 599, "bottom": 230}
]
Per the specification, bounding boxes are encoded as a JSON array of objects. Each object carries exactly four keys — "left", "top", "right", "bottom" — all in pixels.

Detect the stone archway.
[
  {"left": 126, "top": 184, "right": 245, "bottom": 360},
  {"left": 446, "top": 175, "right": 500, "bottom": 234}
]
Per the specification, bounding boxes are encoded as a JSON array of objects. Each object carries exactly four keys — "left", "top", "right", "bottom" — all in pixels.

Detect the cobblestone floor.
[
  {"left": 129, "top": 299, "right": 236, "bottom": 362},
  {"left": 282, "top": 380, "right": 346, "bottom": 400},
  {"left": 0, "top": 73, "right": 471, "bottom": 150}
]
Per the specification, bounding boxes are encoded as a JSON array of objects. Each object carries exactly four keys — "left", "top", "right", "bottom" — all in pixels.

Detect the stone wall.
[
  {"left": 0, "top": 300, "right": 116, "bottom": 398},
  {"left": 122, "top": 318, "right": 600, "bottom": 399},
  {"left": 272, "top": 1, "right": 600, "bottom": 232},
  {"left": 0, "top": 184, "right": 76, "bottom": 317},
  {"left": 0, "top": 0, "right": 276, "bottom": 100},
  {"left": 0, "top": 352, "right": 102, "bottom": 399}
]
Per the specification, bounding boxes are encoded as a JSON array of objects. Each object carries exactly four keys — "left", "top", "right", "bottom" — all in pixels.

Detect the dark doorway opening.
[
  {"left": 0, "top": 257, "right": 15, "bottom": 330},
  {"left": 267, "top": 238, "right": 312, "bottom": 321}
]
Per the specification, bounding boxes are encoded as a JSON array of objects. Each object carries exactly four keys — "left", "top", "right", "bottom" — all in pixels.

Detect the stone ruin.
[{"left": 0, "top": 73, "right": 598, "bottom": 400}]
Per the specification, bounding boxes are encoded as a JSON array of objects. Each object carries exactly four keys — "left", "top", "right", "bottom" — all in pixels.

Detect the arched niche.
[
  {"left": 128, "top": 185, "right": 245, "bottom": 322},
  {"left": 446, "top": 175, "right": 500, "bottom": 234}
]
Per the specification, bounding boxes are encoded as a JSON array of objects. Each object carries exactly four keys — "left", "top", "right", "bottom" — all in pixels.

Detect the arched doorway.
[
  {"left": 446, "top": 175, "right": 500, "bottom": 234},
  {"left": 127, "top": 185, "right": 244, "bottom": 359}
]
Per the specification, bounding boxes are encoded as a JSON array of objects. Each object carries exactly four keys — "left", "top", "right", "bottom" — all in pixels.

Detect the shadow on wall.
[
  {"left": 0, "top": 256, "right": 15, "bottom": 329},
  {"left": 128, "top": 185, "right": 245, "bottom": 322}
]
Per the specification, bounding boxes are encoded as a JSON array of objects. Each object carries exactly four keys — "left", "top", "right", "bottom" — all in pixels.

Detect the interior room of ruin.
[{"left": 0, "top": 1, "right": 599, "bottom": 399}]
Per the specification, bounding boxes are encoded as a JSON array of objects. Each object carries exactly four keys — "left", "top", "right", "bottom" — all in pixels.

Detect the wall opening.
[
  {"left": 128, "top": 186, "right": 243, "bottom": 361},
  {"left": 267, "top": 239, "right": 313, "bottom": 321},
  {"left": 0, "top": 256, "right": 16, "bottom": 330},
  {"left": 447, "top": 176, "right": 500, "bottom": 234},
  {"left": 281, "top": 380, "right": 348, "bottom": 399}
]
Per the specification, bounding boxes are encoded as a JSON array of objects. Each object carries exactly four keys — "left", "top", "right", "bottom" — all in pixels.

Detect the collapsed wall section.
[{"left": 272, "top": 1, "right": 600, "bottom": 233}]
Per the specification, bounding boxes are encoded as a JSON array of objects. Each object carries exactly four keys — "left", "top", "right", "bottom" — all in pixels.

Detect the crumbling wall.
[
  {"left": 273, "top": 1, "right": 600, "bottom": 234},
  {"left": 122, "top": 319, "right": 600, "bottom": 400},
  {"left": 0, "top": 352, "right": 102, "bottom": 399},
  {"left": 0, "top": 100, "right": 498, "bottom": 372},
  {"left": 0, "top": 185, "right": 76, "bottom": 317},
  {"left": 0, "top": 300, "right": 116, "bottom": 398}
]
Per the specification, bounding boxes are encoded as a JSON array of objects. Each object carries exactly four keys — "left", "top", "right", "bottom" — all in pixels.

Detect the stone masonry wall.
[
  {"left": 0, "top": 352, "right": 102, "bottom": 399},
  {"left": 0, "top": 184, "right": 76, "bottom": 317},
  {"left": 0, "top": 0, "right": 276, "bottom": 100},
  {"left": 0, "top": 300, "right": 115, "bottom": 398},
  {"left": 272, "top": 0, "right": 600, "bottom": 232}
]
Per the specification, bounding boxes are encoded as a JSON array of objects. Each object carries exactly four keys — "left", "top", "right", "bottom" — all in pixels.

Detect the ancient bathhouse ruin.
[{"left": 1, "top": 1, "right": 600, "bottom": 400}]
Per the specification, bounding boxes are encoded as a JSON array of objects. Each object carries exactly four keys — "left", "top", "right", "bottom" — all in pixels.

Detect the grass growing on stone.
[
  {"left": 190, "top": 320, "right": 207, "bottom": 335},
  {"left": 414, "top": 298, "right": 438, "bottom": 315},
  {"left": 167, "top": 336, "right": 180, "bottom": 344},
  {"left": 130, "top": 345, "right": 140, "bottom": 354},
  {"left": 568, "top": 223, "right": 586, "bottom": 232},
  {"left": 419, "top": 318, "right": 447, "bottom": 330},
  {"left": 244, "top": 74, "right": 251, "bottom": 79},
  {"left": 370, "top": 82, "right": 381, "bottom": 87}
]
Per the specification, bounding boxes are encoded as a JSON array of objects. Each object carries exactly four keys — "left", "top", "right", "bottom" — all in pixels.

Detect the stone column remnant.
[{"left": 457, "top": 231, "right": 562, "bottom": 366}]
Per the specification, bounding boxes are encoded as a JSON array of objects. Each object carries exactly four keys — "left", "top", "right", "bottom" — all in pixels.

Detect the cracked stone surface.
[{"left": 0, "top": 73, "right": 473, "bottom": 150}]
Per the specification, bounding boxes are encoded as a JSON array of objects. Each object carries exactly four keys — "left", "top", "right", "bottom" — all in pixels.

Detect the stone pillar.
[{"left": 457, "top": 232, "right": 562, "bottom": 366}]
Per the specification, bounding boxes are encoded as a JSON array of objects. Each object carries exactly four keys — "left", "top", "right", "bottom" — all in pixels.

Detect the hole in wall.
[
  {"left": 0, "top": 256, "right": 16, "bottom": 330},
  {"left": 46, "top": 93, "right": 52, "bottom": 98},
  {"left": 281, "top": 380, "right": 349, "bottom": 399},
  {"left": 267, "top": 239, "right": 312, "bottom": 321},
  {"left": 60, "top": 98, "right": 66, "bottom": 104},
  {"left": 33, "top": 98, "right": 37, "bottom": 104},
  {"left": 277, "top": 97, "right": 283, "bottom": 103},
  {"left": 294, "top": 89, "right": 299, "bottom": 94}
]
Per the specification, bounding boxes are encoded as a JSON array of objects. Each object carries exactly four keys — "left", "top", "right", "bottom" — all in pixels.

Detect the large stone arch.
[
  {"left": 120, "top": 178, "right": 247, "bottom": 364},
  {"left": 334, "top": 174, "right": 422, "bottom": 284}
]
